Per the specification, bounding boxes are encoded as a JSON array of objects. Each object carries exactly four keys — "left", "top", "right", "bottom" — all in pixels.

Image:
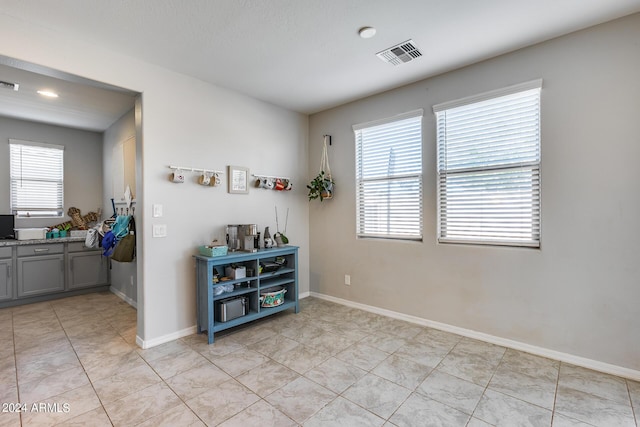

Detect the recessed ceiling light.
[
  {"left": 37, "top": 90, "right": 58, "bottom": 98},
  {"left": 358, "top": 26, "right": 376, "bottom": 39}
]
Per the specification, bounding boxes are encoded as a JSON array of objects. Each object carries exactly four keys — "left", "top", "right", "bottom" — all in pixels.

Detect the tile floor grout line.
[
  {"left": 626, "top": 379, "right": 639, "bottom": 427},
  {"left": 550, "top": 360, "right": 562, "bottom": 427},
  {"left": 10, "top": 308, "right": 25, "bottom": 427},
  {"left": 269, "top": 346, "right": 336, "bottom": 425},
  {"left": 75, "top": 300, "right": 192, "bottom": 426},
  {"left": 406, "top": 334, "right": 484, "bottom": 425},
  {"left": 50, "top": 299, "right": 117, "bottom": 427},
  {"left": 255, "top": 396, "right": 301, "bottom": 427},
  {"left": 133, "top": 346, "right": 202, "bottom": 426},
  {"left": 178, "top": 338, "right": 302, "bottom": 425},
  {"left": 333, "top": 339, "right": 420, "bottom": 425},
  {"left": 464, "top": 344, "right": 508, "bottom": 427},
  {"left": 7, "top": 295, "right": 637, "bottom": 426},
  {"left": 162, "top": 336, "right": 293, "bottom": 427},
  {"left": 556, "top": 361, "right": 637, "bottom": 424}
]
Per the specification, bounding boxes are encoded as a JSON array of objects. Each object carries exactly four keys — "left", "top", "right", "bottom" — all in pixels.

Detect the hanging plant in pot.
[
  {"left": 307, "top": 136, "right": 334, "bottom": 202},
  {"left": 307, "top": 171, "right": 334, "bottom": 201}
]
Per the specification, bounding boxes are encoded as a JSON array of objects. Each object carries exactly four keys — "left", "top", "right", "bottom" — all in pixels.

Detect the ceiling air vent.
[
  {"left": 0, "top": 81, "right": 19, "bottom": 91},
  {"left": 376, "top": 40, "right": 422, "bottom": 66}
]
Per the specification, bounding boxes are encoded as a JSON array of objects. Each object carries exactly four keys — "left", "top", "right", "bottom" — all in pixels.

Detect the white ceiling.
[
  {"left": 1, "top": 0, "right": 640, "bottom": 128},
  {"left": 0, "top": 60, "right": 136, "bottom": 132}
]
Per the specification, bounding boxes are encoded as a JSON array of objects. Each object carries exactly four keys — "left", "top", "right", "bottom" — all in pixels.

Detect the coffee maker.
[
  {"left": 227, "top": 224, "right": 258, "bottom": 252},
  {"left": 239, "top": 224, "right": 258, "bottom": 252},
  {"left": 226, "top": 225, "right": 240, "bottom": 252}
]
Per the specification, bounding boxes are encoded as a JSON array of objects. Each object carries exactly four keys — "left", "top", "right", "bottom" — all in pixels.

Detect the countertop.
[{"left": 0, "top": 237, "right": 86, "bottom": 247}]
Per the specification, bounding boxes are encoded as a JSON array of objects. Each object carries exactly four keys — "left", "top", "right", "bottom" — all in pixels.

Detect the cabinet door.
[
  {"left": 17, "top": 255, "right": 65, "bottom": 297},
  {"left": 0, "top": 259, "right": 13, "bottom": 301},
  {"left": 68, "top": 252, "right": 108, "bottom": 289}
]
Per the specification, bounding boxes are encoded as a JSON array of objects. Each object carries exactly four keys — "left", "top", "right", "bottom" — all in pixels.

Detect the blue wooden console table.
[{"left": 195, "top": 245, "right": 299, "bottom": 344}]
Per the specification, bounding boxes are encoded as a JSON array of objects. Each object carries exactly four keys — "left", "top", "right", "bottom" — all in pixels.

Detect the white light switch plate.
[
  {"left": 152, "top": 224, "right": 167, "bottom": 238},
  {"left": 152, "top": 204, "right": 163, "bottom": 218}
]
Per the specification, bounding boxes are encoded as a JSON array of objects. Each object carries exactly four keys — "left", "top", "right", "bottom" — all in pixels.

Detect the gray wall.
[
  {"left": 0, "top": 12, "right": 310, "bottom": 346},
  {"left": 0, "top": 116, "right": 103, "bottom": 229},
  {"left": 308, "top": 14, "right": 640, "bottom": 371},
  {"left": 103, "top": 108, "right": 137, "bottom": 305}
]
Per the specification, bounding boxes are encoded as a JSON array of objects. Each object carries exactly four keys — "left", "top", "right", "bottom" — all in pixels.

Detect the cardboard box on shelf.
[{"left": 224, "top": 265, "right": 246, "bottom": 280}]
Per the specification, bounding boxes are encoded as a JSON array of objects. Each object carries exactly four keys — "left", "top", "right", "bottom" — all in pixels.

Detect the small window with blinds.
[
  {"left": 354, "top": 110, "right": 423, "bottom": 240},
  {"left": 9, "top": 139, "right": 64, "bottom": 218},
  {"left": 433, "top": 80, "right": 541, "bottom": 247}
]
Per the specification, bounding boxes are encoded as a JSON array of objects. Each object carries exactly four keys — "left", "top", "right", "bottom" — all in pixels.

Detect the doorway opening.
[{"left": 0, "top": 54, "right": 144, "bottom": 344}]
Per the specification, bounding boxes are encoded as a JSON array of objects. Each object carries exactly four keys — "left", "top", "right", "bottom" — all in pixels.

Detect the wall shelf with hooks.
[
  {"left": 251, "top": 174, "right": 293, "bottom": 191},
  {"left": 167, "top": 165, "right": 224, "bottom": 186},
  {"left": 111, "top": 199, "right": 136, "bottom": 215},
  {"left": 252, "top": 173, "right": 291, "bottom": 180},
  {"left": 112, "top": 199, "right": 136, "bottom": 216},
  {"left": 168, "top": 165, "right": 224, "bottom": 174}
]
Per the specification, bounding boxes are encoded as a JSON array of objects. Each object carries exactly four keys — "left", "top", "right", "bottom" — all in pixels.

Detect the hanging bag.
[
  {"left": 111, "top": 215, "right": 132, "bottom": 240},
  {"left": 111, "top": 234, "right": 135, "bottom": 262},
  {"left": 111, "top": 216, "right": 136, "bottom": 263},
  {"left": 85, "top": 227, "right": 99, "bottom": 249}
]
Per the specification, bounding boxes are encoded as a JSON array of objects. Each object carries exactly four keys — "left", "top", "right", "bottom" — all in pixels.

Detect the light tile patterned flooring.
[{"left": 0, "top": 292, "right": 638, "bottom": 426}]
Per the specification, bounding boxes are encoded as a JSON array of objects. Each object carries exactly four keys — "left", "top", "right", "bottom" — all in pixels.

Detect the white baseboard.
[
  {"left": 309, "top": 292, "right": 640, "bottom": 382},
  {"left": 109, "top": 286, "right": 137, "bottom": 309},
  {"left": 137, "top": 295, "right": 310, "bottom": 350},
  {"left": 136, "top": 325, "right": 197, "bottom": 349}
]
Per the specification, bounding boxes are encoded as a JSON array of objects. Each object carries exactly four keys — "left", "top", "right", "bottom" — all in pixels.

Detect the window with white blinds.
[
  {"left": 433, "top": 80, "right": 541, "bottom": 247},
  {"left": 354, "top": 110, "right": 423, "bottom": 240},
  {"left": 9, "top": 139, "right": 64, "bottom": 218}
]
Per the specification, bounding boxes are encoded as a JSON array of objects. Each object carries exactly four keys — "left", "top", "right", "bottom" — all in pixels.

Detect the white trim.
[
  {"left": 9, "top": 138, "right": 65, "bottom": 150},
  {"left": 432, "top": 79, "right": 542, "bottom": 113},
  {"left": 437, "top": 238, "right": 540, "bottom": 248},
  {"left": 309, "top": 292, "right": 640, "bottom": 381},
  {"left": 109, "top": 286, "right": 137, "bottom": 309},
  {"left": 136, "top": 294, "right": 311, "bottom": 350},
  {"left": 136, "top": 325, "right": 197, "bottom": 349},
  {"left": 352, "top": 108, "right": 423, "bottom": 131}
]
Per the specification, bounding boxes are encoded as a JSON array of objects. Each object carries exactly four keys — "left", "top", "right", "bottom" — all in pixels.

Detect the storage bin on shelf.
[
  {"left": 198, "top": 245, "right": 228, "bottom": 257},
  {"left": 15, "top": 228, "right": 47, "bottom": 240},
  {"left": 213, "top": 283, "right": 234, "bottom": 296},
  {"left": 260, "top": 287, "right": 286, "bottom": 307},
  {"left": 225, "top": 265, "right": 246, "bottom": 279}
]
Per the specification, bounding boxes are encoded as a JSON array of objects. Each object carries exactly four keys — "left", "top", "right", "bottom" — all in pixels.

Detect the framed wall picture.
[{"left": 228, "top": 165, "right": 249, "bottom": 194}]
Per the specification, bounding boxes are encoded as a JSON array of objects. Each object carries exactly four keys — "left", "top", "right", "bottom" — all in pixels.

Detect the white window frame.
[
  {"left": 433, "top": 80, "right": 542, "bottom": 248},
  {"left": 9, "top": 139, "right": 65, "bottom": 218},
  {"left": 353, "top": 109, "right": 423, "bottom": 241}
]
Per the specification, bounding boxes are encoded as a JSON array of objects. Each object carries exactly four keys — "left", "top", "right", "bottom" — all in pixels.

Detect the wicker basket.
[{"left": 199, "top": 245, "right": 228, "bottom": 257}]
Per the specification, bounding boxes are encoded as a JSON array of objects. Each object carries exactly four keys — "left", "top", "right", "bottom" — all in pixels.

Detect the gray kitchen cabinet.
[
  {"left": 0, "top": 247, "right": 13, "bottom": 301},
  {"left": 0, "top": 239, "right": 111, "bottom": 308},
  {"left": 67, "top": 244, "right": 108, "bottom": 289},
  {"left": 17, "top": 243, "right": 65, "bottom": 297}
]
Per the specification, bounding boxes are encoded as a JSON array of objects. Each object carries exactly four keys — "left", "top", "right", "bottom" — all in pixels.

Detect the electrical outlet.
[{"left": 344, "top": 274, "right": 351, "bottom": 286}]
